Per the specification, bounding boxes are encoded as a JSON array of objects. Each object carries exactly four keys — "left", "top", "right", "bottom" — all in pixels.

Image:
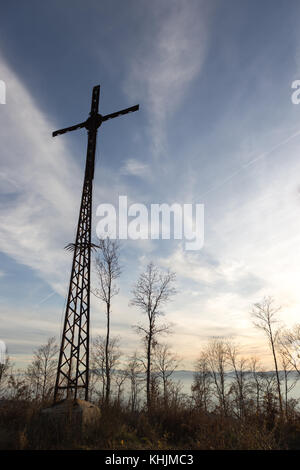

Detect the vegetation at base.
[
  {"left": 2, "top": 253, "right": 300, "bottom": 450},
  {"left": 1, "top": 397, "right": 300, "bottom": 450}
]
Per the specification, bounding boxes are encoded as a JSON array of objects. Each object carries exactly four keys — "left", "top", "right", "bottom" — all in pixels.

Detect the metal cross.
[{"left": 52, "top": 85, "right": 139, "bottom": 402}]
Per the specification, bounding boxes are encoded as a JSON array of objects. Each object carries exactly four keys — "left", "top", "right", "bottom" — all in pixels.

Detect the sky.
[{"left": 1, "top": 0, "right": 300, "bottom": 369}]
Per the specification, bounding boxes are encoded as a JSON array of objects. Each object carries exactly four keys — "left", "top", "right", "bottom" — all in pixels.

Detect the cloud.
[
  {"left": 159, "top": 244, "right": 263, "bottom": 295},
  {"left": 2, "top": 5, "right": 300, "bottom": 371},
  {"left": 0, "top": 53, "right": 123, "bottom": 295},
  {"left": 0, "top": 52, "right": 85, "bottom": 295},
  {"left": 121, "top": 158, "right": 150, "bottom": 178},
  {"left": 125, "top": 0, "right": 211, "bottom": 154},
  {"left": 34, "top": 291, "right": 57, "bottom": 307},
  {"left": 0, "top": 171, "right": 19, "bottom": 193}
]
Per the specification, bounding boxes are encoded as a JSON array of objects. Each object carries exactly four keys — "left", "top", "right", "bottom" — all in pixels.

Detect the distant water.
[{"left": 169, "top": 370, "right": 300, "bottom": 401}]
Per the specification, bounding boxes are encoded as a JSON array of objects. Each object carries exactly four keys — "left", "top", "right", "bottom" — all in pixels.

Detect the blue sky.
[{"left": 1, "top": 0, "right": 300, "bottom": 368}]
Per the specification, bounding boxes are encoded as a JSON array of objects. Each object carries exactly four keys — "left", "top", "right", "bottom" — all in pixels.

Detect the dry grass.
[{"left": 1, "top": 398, "right": 300, "bottom": 450}]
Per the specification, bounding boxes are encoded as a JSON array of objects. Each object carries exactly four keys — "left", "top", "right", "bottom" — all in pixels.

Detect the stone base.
[{"left": 41, "top": 398, "right": 101, "bottom": 430}]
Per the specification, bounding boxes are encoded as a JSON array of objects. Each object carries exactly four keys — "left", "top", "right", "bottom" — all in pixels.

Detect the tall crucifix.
[{"left": 52, "top": 85, "right": 139, "bottom": 402}]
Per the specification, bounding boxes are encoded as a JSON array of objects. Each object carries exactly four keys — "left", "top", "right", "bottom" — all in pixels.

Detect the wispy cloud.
[
  {"left": 199, "top": 128, "right": 300, "bottom": 200},
  {"left": 125, "top": 0, "right": 211, "bottom": 155},
  {"left": 35, "top": 291, "right": 57, "bottom": 307},
  {"left": 0, "top": 52, "right": 82, "bottom": 294},
  {"left": 2, "top": 2, "right": 300, "bottom": 370},
  {"left": 121, "top": 158, "right": 150, "bottom": 178},
  {"left": 0, "top": 171, "right": 19, "bottom": 193}
]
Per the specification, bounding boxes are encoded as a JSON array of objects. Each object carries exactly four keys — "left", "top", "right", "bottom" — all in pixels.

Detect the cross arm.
[
  {"left": 52, "top": 121, "right": 87, "bottom": 137},
  {"left": 102, "top": 104, "right": 139, "bottom": 122}
]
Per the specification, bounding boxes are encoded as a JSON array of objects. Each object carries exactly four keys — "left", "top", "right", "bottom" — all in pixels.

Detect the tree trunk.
[
  {"left": 270, "top": 337, "right": 283, "bottom": 416},
  {"left": 105, "top": 300, "right": 110, "bottom": 404},
  {"left": 146, "top": 330, "right": 152, "bottom": 411}
]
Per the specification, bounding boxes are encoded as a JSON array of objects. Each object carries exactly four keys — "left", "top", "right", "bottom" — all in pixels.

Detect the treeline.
[
  {"left": 1, "top": 331, "right": 300, "bottom": 449},
  {"left": 1, "top": 332, "right": 300, "bottom": 420},
  {"left": 1, "top": 239, "right": 300, "bottom": 449}
]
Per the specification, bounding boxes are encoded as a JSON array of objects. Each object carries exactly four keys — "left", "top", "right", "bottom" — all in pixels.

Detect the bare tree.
[
  {"left": 226, "top": 342, "right": 250, "bottom": 420},
  {"left": 260, "top": 373, "right": 278, "bottom": 424},
  {"left": 249, "top": 357, "right": 265, "bottom": 414},
  {"left": 130, "top": 262, "right": 176, "bottom": 410},
  {"left": 279, "top": 351, "right": 297, "bottom": 418},
  {"left": 251, "top": 297, "right": 283, "bottom": 416},
  {"left": 91, "top": 335, "right": 106, "bottom": 402},
  {"left": 192, "top": 351, "right": 212, "bottom": 412},
  {"left": 0, "top": 355, "right": 12, "bottom": 398},
  {"left": 113, "top": 369, "right": 127, "bottom": 405},
  {"left": 26, "top": 337, "right": 58, "bottom": 402},
  {"left": 126, "top": 352, "right": 144, "bottom": 412},
  {"left": 91, "top": 335, "right": 121, "bottom": 405},
  {"left": 278, "top": 324, "right": 300, "bottom": 376},
  {"left": 154, "top": 343, "right": 180, "bottom": 406},
  {"left": 168, "top": 380, "right": 184, "bottom": 410},
  {"left": 93, "top": 238, "right": 121, "bottom": 404},
  {"left": 7, "top": 369, "right": 31, "bottom": 401},
  {"left": 206, "top": 339, "right": 230, "bottom": 416}
]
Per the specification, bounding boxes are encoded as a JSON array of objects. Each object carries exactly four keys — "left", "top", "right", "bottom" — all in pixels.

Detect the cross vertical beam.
[{"left": 52, "top": 85, "right": 139, "bottom": 402}]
